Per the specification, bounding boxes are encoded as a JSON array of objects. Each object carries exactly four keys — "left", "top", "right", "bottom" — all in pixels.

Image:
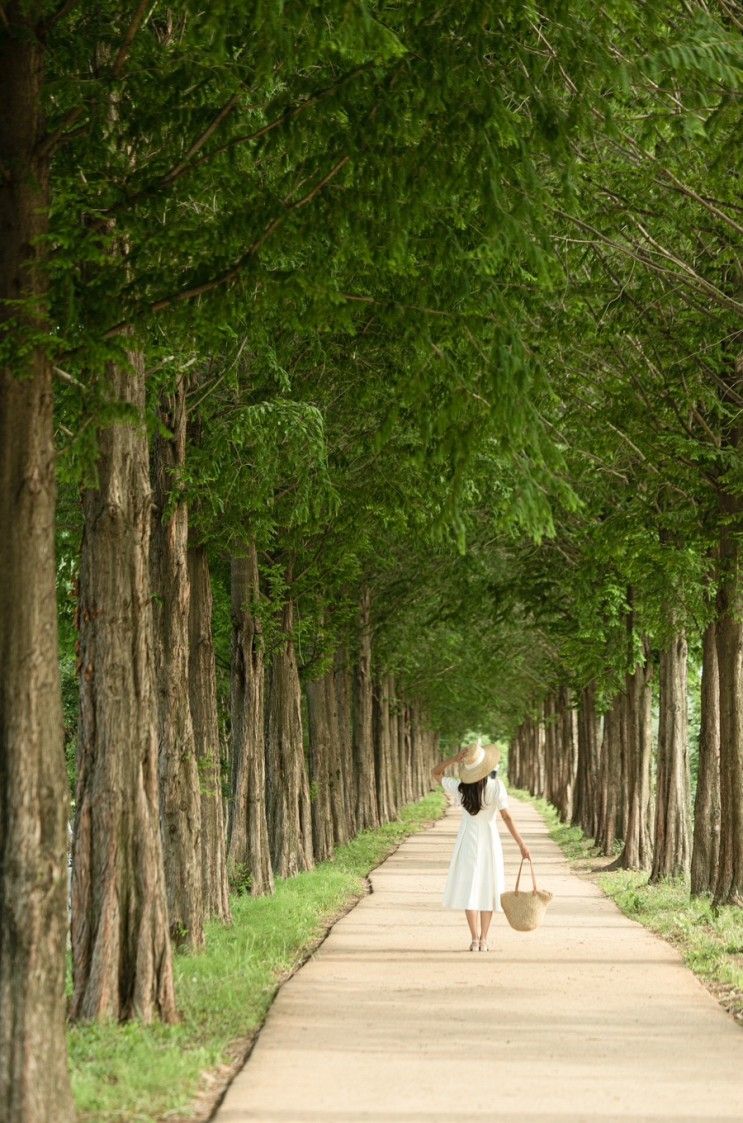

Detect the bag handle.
[{"left": 514, "top": 856, "right": 539, "bottom": 894}]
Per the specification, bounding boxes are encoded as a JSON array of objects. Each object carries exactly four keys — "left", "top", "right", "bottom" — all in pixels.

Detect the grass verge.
[
  {"left": 510, "top": 785, "right": 743, "bottom": 1025},
  {"left": 68, "top": 790, "right": 446, "bottom": 1123}
]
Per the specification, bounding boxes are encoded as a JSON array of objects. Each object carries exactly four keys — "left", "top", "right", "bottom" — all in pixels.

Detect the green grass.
[
  {"left": 510, "top": 786, "right": 743, "bottom": 1022},
  {"left": 69, "top": 791, "right": 446, "bottom": 1122}
]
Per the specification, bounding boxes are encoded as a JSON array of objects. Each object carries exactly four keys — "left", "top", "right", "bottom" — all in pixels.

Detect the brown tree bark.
[
  {"left": 72, "top": 353, "right": 176, "bottom": 1023},
  {"left": 333, "top": 648, "right": 356, "bottom": 838},
  {"left": 715, "top": 496, "right": 743, "bottom": 906},
  {"left": 324, "top": 668, "right": 350, "bottom": 847},
  {"left": 374, "top": 677, "right": 395, "bottom": 822},
  {"left": 266, "top": 600, "right": 314, "bottom": 877},
  {"left": 188, "top": 543, "right": 231, "bottom": 922},
  {"left": 573, "top": 684, "right": 600, "bottom": 837},
  {"left": 388, "top": 678, "right": 403, "bottom": 812},
  {"left": 0, "top": 13, "right": 75, "bottom": 1113},
  {"left": 617, "top": 653, "right": 654, "bottom": 870},
  {"left": 227, "top": 547, "right": 273, "bottom": 895},
  {"left": 554, "top": 687, "right": 577, "bottom": 822},
  {"left": 150, "top": 379, "right": 203, "bottom": 948},
  {"left": 595, "top": 696, "right": 622, "bottom": 856},
  {"left": 543, "top": 694, "right": 558, "bottom": 807},
  {"left": 307, "top": 674, "right": 335, "bottom": 863},
  {"left": 399, "top": 703, "right": 414, "bottom": 805},
  {"left": 651, "top": 633, "right": 691, "bottom": 882},
  {"left": 691, "top": 621, "right": 721, "bottom": 896},
  {"left": 353, "top": 588, "right": 379, "bottom": 830}
]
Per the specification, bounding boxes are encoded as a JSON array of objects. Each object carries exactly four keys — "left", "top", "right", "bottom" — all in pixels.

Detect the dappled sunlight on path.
[{"left": 216, "top": 798, "right": 743, "bottom": 1122}]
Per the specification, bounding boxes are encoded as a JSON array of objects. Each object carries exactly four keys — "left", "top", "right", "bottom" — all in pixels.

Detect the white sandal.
[
  {"left": 469, "top": 938, "right": 479, "bottom": 952},
  {"left": 479, "top": 938, "right": 490, "bottom": 952}
]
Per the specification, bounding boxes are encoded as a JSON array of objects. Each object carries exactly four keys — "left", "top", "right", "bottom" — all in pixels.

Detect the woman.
[{"left": 432, "top": 739, "right": 531, "bottom": 951}]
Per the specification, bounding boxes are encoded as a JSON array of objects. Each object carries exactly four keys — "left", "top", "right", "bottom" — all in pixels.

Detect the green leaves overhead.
[{"left": 42, "top": 2, "right": 743, "bottom": 738}]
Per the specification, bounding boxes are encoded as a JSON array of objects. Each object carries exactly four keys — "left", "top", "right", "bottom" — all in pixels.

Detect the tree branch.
[{"left": 103, "top": 155, "right": 350, "bottom": 336}]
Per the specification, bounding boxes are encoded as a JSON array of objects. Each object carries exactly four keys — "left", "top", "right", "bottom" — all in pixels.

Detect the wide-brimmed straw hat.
[{"left": 457, "top": 740, "right": 500, "bottom": 784}]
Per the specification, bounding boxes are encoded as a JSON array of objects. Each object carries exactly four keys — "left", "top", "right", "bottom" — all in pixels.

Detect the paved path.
[{"left": 216, "top": 797, "right": 743, "bottom": 1122}]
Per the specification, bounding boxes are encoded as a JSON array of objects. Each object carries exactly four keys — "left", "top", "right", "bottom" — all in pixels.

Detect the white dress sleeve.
[
  {"left": 495, "top": 777, "right": 509, "bottom": 810},
  {"left": 441, "top": 776, "right": 461, "bottom": 803}
]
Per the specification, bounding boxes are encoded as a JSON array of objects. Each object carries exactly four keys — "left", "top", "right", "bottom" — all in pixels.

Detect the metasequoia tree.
[
  {"left": 228, "top": 546, "right": 273, "bottom": 895},
  {"left": 150, "top": 377, "right": 204, "bottom": 947},
  {"left": 72, "top": 353, "right": 176, "bottom": 1022},
  {"left": 0, "top": 6, "right": 74, "bottom": 1116},
  {"left": 188, "top": 540, "right": 231, "bottom": 922}
]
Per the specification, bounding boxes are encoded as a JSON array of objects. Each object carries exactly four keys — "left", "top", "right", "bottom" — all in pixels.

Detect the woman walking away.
[{"left": 432, "top": 740, "right": 531, "bottom": 951}]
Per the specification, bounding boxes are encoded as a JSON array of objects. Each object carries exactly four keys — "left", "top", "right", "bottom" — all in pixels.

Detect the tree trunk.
[
  {"left": 353, "top": 588, "right": 379, "bottom": 830},
  {"left": 324, "top": 668, "right": 350, "bottom": 847},
  {"left": 388, "top": 679, "right": 403, "bottom": 813},
  {"left": 333, "top": 648, "right": 356, "bottom": 839},
  {"left": 715, "top": 496, "right": 743, "bottom": 905},
  {"left": 266, "top": 600, "right": 314, "bottom": 877},
  {"left": 651, "top": 633, "right": 691, "bottom": 882},
  {"left": 188, "top": 543, "right": 231, "bottom": 922},
  {"left": 595, "top": 696, "right": 622, "bottom": 856},
  {"left": 617, "top": 653, "right": 654, "bottom": 870},
  {"left": 691, "top": 620, "right": 721, "bottom": 896},
  {"left": 0, "top": 15, "right": 75, "bottom": 1112},
  {"left": 306, "top": 675, "right": 335, "bottom": 863},
  {"left": 150, "top": 379, "right": 203, "bottom": 949},
  {"left": 72, "top": 353, "right": 176, "bottom": 1023},
  {"left": 374, "top": 677, "right": 394, "bottom": 823},
  {"left": 227, "top": 547, "right": 273, "bottom": 895},
  {"left": 554, "top": 687, "right": 576, "bottom": 822},
  {"left": 573, "top": 684, "right": 600, "bottom": 837},
  {"left": 543, "top": 694, "right": 559, "bottom": 808}
]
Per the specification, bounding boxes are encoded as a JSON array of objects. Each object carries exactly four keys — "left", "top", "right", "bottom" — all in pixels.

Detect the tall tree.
[
  {"left": 0, "top": 6, "right": 74, "bottom": 1115},
  {"left": 228, "top": 546, "right": 273, "bottom": 895},
  {"left": 150, "top": 377, "right": 204, "bottom": 948},
  {"left": 72, "top": 353, "right": 176, "bottom": 1023}
]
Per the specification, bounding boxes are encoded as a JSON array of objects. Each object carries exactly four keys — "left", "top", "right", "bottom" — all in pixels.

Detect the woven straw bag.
[{"left": 500, "top": 857, "right": 553, "bottom": 932}]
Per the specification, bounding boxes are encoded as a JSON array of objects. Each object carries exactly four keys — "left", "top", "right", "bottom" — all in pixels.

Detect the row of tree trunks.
[
  {"left": 510, "top": 625, "right": 727, "bottom": 890},
  {"left": 0, "top": 15, "right": 75, "bottom": 1114},
  {"left": 304, "top": 672, "right": 437, "bottom": 865},
  {"left": 150, "top": 379, "right": 204, "bottom": 949}
]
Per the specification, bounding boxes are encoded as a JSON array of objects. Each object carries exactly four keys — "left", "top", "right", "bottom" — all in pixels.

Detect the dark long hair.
[{"left": 459, "top": 775, "right": 489, "bottom": 816}]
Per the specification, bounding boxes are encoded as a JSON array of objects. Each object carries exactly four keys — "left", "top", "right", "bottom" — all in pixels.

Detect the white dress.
[{"left": 441, "top": 773, "right": 509, "bottom": 911}]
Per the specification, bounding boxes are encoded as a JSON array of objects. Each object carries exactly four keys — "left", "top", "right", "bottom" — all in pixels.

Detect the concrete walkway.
[{"left": 216, "top": 797, "right": 743, "bottom": 1122}]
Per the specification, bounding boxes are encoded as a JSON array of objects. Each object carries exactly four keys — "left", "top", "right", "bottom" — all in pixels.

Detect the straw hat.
[{"left": 457, "top": 739, "right": 500, "bottom": 784}]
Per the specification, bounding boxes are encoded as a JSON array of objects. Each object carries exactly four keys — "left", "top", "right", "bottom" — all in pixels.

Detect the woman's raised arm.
[{"left": 431, "top": 748, "right": 467, "bottom": 784}]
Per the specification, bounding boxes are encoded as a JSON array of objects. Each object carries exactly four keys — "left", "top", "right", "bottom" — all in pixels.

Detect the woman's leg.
[
  {"left": 465, "top": 910, "right": 479, "bottom": 939},
  {"left": 479, "top": 910, "right": 493, "bottom": 948}
]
